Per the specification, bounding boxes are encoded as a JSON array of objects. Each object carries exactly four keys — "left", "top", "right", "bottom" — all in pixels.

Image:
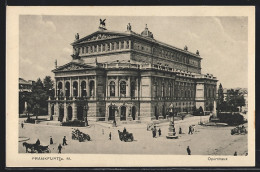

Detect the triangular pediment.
[
  {"left": 72, "top": 30, "right": 129, "bottom": 45},
  {"left": 52, "top": 62, "right": 94, "bottom": 72}
]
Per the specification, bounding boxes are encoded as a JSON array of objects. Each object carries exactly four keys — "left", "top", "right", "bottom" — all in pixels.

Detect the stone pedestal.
[{"left": 166, "top": 121, "right": 178, "bottom": 139}]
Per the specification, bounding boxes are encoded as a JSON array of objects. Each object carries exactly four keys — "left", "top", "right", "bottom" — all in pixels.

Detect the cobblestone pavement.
[{"left": 19, "top": 116, "right": 247, "bottom": 155}]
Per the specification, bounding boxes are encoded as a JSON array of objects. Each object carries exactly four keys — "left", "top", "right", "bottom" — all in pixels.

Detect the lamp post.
[
  {"left": 169, "top": 103, "right": 174, "bottom": 124},
  {"left": 84, "top": 104, "right": 89, "bottom": 126}
]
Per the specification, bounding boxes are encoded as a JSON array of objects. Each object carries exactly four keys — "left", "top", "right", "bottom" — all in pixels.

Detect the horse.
[{"left": 22, "top": 142, "right": 36, "bottom": 153}]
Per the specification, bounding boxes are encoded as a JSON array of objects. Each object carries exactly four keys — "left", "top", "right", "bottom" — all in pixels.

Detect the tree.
[
  {"left": 43, "top": 76, "right": 54, "bottom": 98},
  {"left": 217, "top": 83, "right": 224, "bottom": 112},
  {"left": 27, "top": 77, "right": 53, "bottom": 117},
  {"left": 226, "top": 89, "right": 245, "bottom": 112}
]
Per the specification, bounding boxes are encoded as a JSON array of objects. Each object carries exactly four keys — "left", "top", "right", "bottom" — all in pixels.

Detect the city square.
[{"left": 19, "top": 115, "right": 248, "bottom": 155}]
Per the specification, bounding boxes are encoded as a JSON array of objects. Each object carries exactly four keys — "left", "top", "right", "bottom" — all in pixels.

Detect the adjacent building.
[{"left": 48, "top": 22, "right": 217, "bottom": 122}]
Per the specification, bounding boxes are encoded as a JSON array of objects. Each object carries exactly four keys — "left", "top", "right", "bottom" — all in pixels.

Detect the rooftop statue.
[
  {"left": 127, "top": 23, "right": 132, "bottom": 31},
  {"left": 75, "top": 33, "right": 79, "bottom": 40},
  {"left": 99, "top": 19, "right": 106, "bottom": 29},
  {"left": 196, "top": 50, "right": 200, "bottom": 55}
]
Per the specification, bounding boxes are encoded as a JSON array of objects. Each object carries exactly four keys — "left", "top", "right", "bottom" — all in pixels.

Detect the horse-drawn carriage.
[
  {"left": 118, "top": 129, "right": 134, "bottom": 142},
  {"left": 231, "top": 125, "right": 247, "bottom": 135},
  {"left": 72, "top": 128, "right": 91, "bottom": 142},
  {"left": 22, "top": 142, "right": 51, "bottom": 153}
]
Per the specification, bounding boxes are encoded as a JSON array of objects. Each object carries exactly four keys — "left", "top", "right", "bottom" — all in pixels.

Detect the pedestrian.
[
  {"left": 102, "top": 128, "right": 104, "bottom": 135},
  {"left": 187, "top": 146, "right": 191, "bottom": 155},
  {"left": 234, "top": 151, "right": 237, "bottom": 156},
  {"left": 50, "top": 136, "right": 53, "bottom": 145},
  {"left": 62, "top": 136, "right": 67, "bottom": 146},
  {"left": 179, "top": 127, "right": 182, "bottom": 134},
  {"left": 58, "top": 144, "right": 62, "bottom": 154},
  {"left": 154, "top": 126, "right": 157, "bottom": 137},
  {"left": 158, "top": 128, "right": 161, "bottom": 137},
  {"left": 21, "top": 122, "right": 24, "bottom": 129},
  {"left": 152, "top": 129, "right": 156, "bottom": 138},
  {"left": 114, "top": 120, "right": 117, "bottom": 127},
  {"left": 109, "top": 132, "right": 111, "bottom": 140},
  {"left": 188, "top": 126, "right": 192, "bottom": 135}
]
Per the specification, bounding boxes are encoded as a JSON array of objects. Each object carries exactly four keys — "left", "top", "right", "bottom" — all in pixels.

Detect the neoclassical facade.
[{"left": 48, "top": 22, "right": 217, "bottom": 122}]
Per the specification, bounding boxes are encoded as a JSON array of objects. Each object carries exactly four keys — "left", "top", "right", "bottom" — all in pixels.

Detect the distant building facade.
[
  {"left": 19, "top": 78, "right": 34, "bottom": 114},
  {"left": 48, "top": 22, "right": 217, "bottom": 122}
]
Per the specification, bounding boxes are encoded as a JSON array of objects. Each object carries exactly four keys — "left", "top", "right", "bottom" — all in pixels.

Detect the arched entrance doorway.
[
  {"left": 132, "top": 106, "right": 136, "bottom": 120},
  {"left": 68, "top": 106, "right": 72, "bottom": 120},
  {"left": 162, "top": 105, "right": 166, "bottom": 119},
  {"left": 51, "top": 105, "right": 54, "bottom": 116},
  {"left": 77, "top": 106, "right": 83, "bottom": 121},
  {"left": 58, "top": 106, "right": 64, "bottom": 122},
  {"left": 108, "top": 106, "right": 115, "bottom": 120},
  {"left": 154, "top": 106, "right": 158, "bottom": 120},
  {"left": 120, "top": 106, "right": 126, "bottom": 121}
]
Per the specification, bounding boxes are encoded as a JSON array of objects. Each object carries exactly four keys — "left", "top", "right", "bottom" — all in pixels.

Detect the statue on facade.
[
  {"left": 196, "top": 50, "right": 200, "bottom": 55},
  {"left": 184, "top": 45, "right": 188, "bottom": 51},
  {"left": 71, "top": 48, "right": 80, "bottom": 60},
  {"left": 99, "top": 19, "right": 106, "bottom": 29},
  {"left": 127, "top": 23, "right": 132, "bottom": 31},
  {"left": 75, "top": 33, "right": 79, "bottom": 40}
]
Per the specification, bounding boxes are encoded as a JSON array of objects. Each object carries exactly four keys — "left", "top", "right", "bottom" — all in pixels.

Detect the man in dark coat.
[
  {"left": 179, "top": 127, "right": 182, "bottom": 134},
  {"left": 50, "top": 136, "right": 53, "bottom": 145},
  {"left": 187, "top": 146, "right": 191, "bottom": 155},
  {"left": 21, "top": 122, "right": 24, "bottom": 129},
  {"left": 188, "top": 126, "right": 192, "bottom": 134},
  {"left": 62, "top": 136, "right": 67, "bottom": 146},
  {"left": 158, "top": 128, "right": 161, "bottom": 137},
  {"left": 58, "top": 144, "right": 62, "bottom": 154},
  {"left": 109, "top": 132, "right": 111, "bottom": 140},
  {"left": 123, "top": 127, "right": 127, "bottom": 133}
]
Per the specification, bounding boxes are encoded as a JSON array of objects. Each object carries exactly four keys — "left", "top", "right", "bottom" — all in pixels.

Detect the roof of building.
[
  {"left": 71, "top": 26, "right": 202, "bottom": 59},
  {"left": 19, "top": 78, "right": 33, "bottom": 85}
]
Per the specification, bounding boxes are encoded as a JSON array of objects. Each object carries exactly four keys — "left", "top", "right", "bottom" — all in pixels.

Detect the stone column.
[
  {"left": 48, "top": 102, "right": 51, "bottom": 119},
  {"left": 129, "top": 40, "right": 131, "bottom": 49},
  {"left": 119, "top": 41, "right": 121, "bottom": 50},
  {"left": 124, "top": 40, "right": 126, "bottom": 49},
  {"left": 63, "top": 103, "right": 67, "bottom": 121},
  {"left": 62, "top": 79, "right": 65, "bottom": 97},
  {"left": 101, "top": 44, "right": 103, "bottom": 52},
  {"left": 54, "top": 78, "right": 57, "bottom": 97},
  {"left": 126, "top": 77, "right": 130, "bottom": 97},
  {"left": 70, "top": 78, "right": 72, "bottom": 97},
  {"left": 78, "top": 77, "right": 80, "bottom": 97},
  {"left": 72, "top": 102, "right": 77, "bottom": 120},
  {"left": 116, "top": 76, "right": 119, "bottom": 97},
  {"left": 110, "top": 43, "right": 112, "bottom": 51},
  {"left": 105, "top": 105, "right": 108, "bottom": 121},
  {"left": 86, "top": 78, "right": 89, "bottom": 97},
  {"left": 53, "top": 103, "right": 59, "bottom": 121}
]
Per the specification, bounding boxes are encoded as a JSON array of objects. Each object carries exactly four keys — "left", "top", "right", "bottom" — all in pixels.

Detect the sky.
[{"left": 19, "top": 16, "right": 248, "bottom": 89}]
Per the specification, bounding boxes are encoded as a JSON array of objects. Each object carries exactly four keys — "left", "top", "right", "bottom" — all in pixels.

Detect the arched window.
[
  {"left": 89, "top": 81, "right": 95, "bottom": 97},
  {"left": 81, "top": 81, "right": 86, "bottom": 97},
  {"left": 102, "top": 44, "right": 105, "bottom": 51},
  {"left": 57, "top": 82, "right": 62, "bottom": 96},
  {"left": 65, "top": 82, "right": 70, "bottom": 97},
  {"left": 120, "top": 81, "right": 126, "bottom": 97},
  {"left": 161, "top": 83, "right": 165, "bottom": 97},
  {"left": 73, "top": 81, "right": 78, "bottom": 97},
  {"left": 98, "top": 45, "right": 101, "bottom": 52},
  {"left": 131, "top": 82, "right": 135, "bottom": 98},
  {"left": 109, "top": 81, "right": 115, "bottom": 97},
  {"left": 116, "top": 42, "right": 119, "bottom": 50},
  {"left": 154, "top": 82, "right": 158, "bottom": 97},
  {"left": 169, "top": 83, "right": 172, "bottom": 97}
]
